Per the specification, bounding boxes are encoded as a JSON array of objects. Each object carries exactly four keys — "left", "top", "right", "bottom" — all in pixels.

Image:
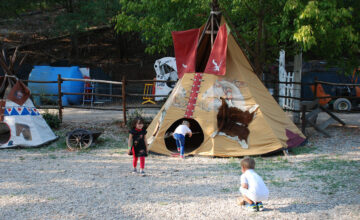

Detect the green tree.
[
  {"left": 221, "top": 0, "right": 290, "bottom": 76},
  {"left": 284, "top": 0, "right": 360, "bottom": 72},
  {"left": 0, "top": 0, "right": 54, "bottom": 18},
  {"left": 115, "top": 0, "right": 360, "bottom": 76},
  {"left": 114, "top": 0, "right": 210, "bottom": 54},
  {"left": 54, "top": 0, "right": 121, "bottom": 59}
]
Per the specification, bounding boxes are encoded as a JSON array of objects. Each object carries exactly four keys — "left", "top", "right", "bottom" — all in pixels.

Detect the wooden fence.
[
  {"left": 24, "top": 75, "right": 177, "bottom": 124},
  {"left": 26, "top": 76, "right": 360, "bottom": 125}
]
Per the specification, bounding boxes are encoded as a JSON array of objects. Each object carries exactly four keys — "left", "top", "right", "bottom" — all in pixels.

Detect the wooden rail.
[
  {"left": 62, "top": 77, "right": 123, "bottom": 85},
  {"left": 315, "top": 80, "right": 360, "bottom": 87},
  {"left": 25, "top": 76, "right": 360, "bottom": 124},
  {"left": 62, "top": 92, "right": 124, "bottom": 98}
]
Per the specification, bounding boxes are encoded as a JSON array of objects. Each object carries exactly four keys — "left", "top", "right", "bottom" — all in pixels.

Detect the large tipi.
[
  {"left": 147, "top": 4, "right": 305, "bottom": 157},
  {"left": 0, "top": 48, "right": 57, "bottom": 148}
]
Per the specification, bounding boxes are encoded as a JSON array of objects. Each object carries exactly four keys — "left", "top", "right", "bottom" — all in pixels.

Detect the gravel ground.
[{"left": 0, "top": 112, "right": 359, "bottom": 220}]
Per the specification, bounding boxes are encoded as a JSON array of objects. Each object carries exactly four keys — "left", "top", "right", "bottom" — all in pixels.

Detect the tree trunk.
[
  {"left": 115, "top": 32, "right": 127, "bottom": 59},
  {"left": 293, "top": 52, "right": 302, "bottom": 124},
  {"left": 254, "top": 13, "right": 264, "bottom": 78},
  {"left": 70, "top": 33, "right": 79, "bottom": 61}
]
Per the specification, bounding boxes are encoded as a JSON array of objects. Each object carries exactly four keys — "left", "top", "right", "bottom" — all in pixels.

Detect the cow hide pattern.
[{"left": 213, "top": 97, "right": 258, "bottom": 149}]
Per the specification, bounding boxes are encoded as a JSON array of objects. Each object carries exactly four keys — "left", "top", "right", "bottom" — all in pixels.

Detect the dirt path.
[{"left": 0, "top": 116, "right": 359, "bottom": 219}]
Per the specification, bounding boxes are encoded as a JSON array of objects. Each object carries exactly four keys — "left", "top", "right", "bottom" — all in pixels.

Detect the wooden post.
[
  {"left": 314, "top": 80, "right": 318, "bottom": 101},
  {"left": 57, "top": 74, "right": 63, "bottom": 122},
  {"left": 122, "top": 75, "right": 127, "bottom": 125},
  {"left": 293, "top": 52, "right": 302, "bottom": 124},
  {"left": 301, "top": 104, "right": 307, "bottom": 134},
  {"left": 210, "top": 13, "right": 214, "bottom": 47},
  {"left": 283, "top": 149, "right": 289, "bottom": 156}
]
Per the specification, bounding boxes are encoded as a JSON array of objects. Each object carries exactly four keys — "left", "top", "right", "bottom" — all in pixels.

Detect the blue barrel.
[{"left": 28, "top": 66, "right": 84, "bottom": 106}]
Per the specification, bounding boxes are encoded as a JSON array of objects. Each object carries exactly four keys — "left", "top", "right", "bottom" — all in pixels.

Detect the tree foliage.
[
  {"left": 114, "top": 0, "right": 210, "bottom": 54},
  {"left": 54, "top": 0, "right": 121, "bottom": 34},
  {"left": 115, "top": 0, "right": 360, "bottom": 74},
  {"left": 284, "top": 0, "right": 359, "bottom": 71},
  {"left": 0, "top": 0, "right": 52, "bottom": 18},
  {"left": 2, "top": 0, "right": 359, "bottom": 73}
]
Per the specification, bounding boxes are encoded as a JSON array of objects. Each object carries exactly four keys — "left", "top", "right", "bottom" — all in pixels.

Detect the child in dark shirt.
[{"left": 128, "top": 117, "right": 148, "bottom": 174}]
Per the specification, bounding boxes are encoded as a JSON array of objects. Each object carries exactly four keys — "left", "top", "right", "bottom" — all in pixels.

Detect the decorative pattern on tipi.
[
  {"left": 4, "top": 107, "right": 40, "bottom": 116},
  {"left": 184, "top": 73, "right": 204, "bottom": 118}
]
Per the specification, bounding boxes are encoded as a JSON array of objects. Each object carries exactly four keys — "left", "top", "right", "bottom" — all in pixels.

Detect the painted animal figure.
[
  {"left": 201, "top": 79, "right": 245, "bottom": 112},
  {"left": 215, "top": 97, "right": 258, "bottom": 148},
  {"left": 212, "top": 59, "right": 222, "bottom": 72}
]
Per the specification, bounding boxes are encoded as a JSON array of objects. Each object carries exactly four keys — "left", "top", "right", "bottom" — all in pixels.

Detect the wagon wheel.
[{"left": 66, "top": 129, "right": 93, "bottom": 151}]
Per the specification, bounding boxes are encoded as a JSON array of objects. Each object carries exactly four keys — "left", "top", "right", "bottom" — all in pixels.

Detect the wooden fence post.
[
  {"left": 314, "top": 80, "right": 318, "bottom": 101},
  {"left": 301, "top": 104, "right": 307, "bottom": 134},
  {"left": 57, "top": 74, "right": 63, "bottom": 122},
  {"left": 122, "top": 75, "right": 127, "bottom": 125}
]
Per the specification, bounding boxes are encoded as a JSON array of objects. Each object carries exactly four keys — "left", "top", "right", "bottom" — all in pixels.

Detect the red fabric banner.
[
  {"left": 172, "top": 28, "right": 200, "bottom": 79},
  {"left": 204, "top": 24, "right": 228, "bottom": 75},
  {"left": 8, "top": 80, "right": 30, "bottom": 106}
]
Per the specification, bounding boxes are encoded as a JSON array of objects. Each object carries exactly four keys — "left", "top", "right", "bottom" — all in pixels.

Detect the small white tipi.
[{"left": 0, "top": 48, "right": 57, "bottom": 148}]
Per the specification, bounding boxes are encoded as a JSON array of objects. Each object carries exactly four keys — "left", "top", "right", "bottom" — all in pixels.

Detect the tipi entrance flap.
[
  {"left": 203, "top": 24, "right": 228, "bottom": 75},
  {"left": 172, "top": 28, "right": 200, "bottom": 78}
]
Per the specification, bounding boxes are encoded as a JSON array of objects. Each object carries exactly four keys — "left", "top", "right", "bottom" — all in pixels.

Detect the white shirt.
[
  {"left": 240, "top": 169, "right": 269, "bottom": 199},
  {"left": 174, "top": 125, "right": 192, "bottom": 136}
]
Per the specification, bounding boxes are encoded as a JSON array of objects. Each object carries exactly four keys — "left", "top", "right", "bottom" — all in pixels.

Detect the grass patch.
[
  {"left": 299, "top": 157, "right": 360, "bottom": 194},
  {"left": 48, "top": 154, "right": 57, "bottom": 159},
  {"left": 91, "top": 136, "right": 126, "bottom": 150},
  {"left": 268, "top": 178, "right": 286, "bottom": 187},
  {"left": 221, "top": 187, "right": 231, "bottom": 192},
  {"left": 220, "top": 156, "right": 293, "bottom": 176},
  {"left": 256, "top": 156, "right": 292, "bottom": 173},
  {"left": 227, "top": 157, "right": 241, "bottom": 169},
  {"left": 290, "top": 145, "right": 317, "bottom": 155},
  {"left": 221, "top": 186, "right": 238, "bottom": 193},
  {"left": 25, "top": 130, "right": 67, "bottom": 152}
]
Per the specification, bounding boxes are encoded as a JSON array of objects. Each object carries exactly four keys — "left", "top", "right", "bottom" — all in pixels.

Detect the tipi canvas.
[
  {"left": 0, "top": 99, "right": 57, "bottom": 148},
  {"left": 147, "top": 15, "right": 305, "bottom": 157},
  {"left": 0, "top": 48, "right": 57, "bottom": 148}
]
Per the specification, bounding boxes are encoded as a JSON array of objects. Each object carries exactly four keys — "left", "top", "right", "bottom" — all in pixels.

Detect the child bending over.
[
  {"left": 173, "top": 120, "right": 192, "bottom": 159},
  {"left": 238, "top": 157, "right": 269, "bottom": 212}
]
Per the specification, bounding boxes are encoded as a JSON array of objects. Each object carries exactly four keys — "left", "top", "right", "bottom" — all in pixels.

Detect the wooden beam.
[
  {"left": 62, "top": 78, "right": 123, "bottom": 85},
  {"left": 319, "top": 105, "right": 346, "bottom": 126},
  {"left": 197, "top": 14, "right": 212, "bottom": 49}
]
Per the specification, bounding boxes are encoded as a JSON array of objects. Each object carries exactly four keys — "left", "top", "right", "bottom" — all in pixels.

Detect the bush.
[
  {"left": 42, "top": 112, "right": 61, "bottom": 129},
  {"left": 126, "top": 109, "right": 153, "bottom": 130}
]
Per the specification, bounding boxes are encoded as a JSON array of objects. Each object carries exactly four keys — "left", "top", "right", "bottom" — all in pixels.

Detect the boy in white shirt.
[
  {"left": 238, "top": 157, "right": 269, "bottom": 212},
  {"left": 173, "top": 120, "right": 192, "bottom": 159}
]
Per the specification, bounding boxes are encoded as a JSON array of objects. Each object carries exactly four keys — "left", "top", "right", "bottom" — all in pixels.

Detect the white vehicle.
[{"left": 154, "top": 57, "right": 178, "bottom": 101}]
